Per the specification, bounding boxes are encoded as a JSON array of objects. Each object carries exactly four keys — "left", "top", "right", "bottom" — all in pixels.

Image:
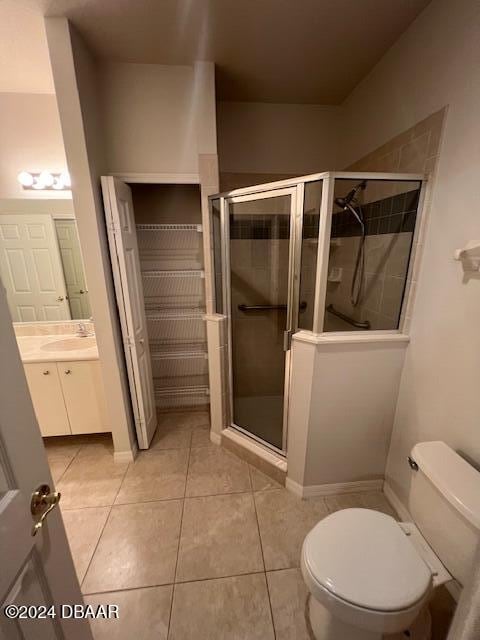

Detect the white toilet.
[{"left": 301, "top": 441, "right": 480, "bottom": 639}]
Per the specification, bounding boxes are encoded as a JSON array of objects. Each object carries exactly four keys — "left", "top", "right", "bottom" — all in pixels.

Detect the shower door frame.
[
  {"left": 222, "top": 185, "right": 303, "bottom": 455},
  {"left": 213, "top": 171, "right": 427, "bottom": 456}
]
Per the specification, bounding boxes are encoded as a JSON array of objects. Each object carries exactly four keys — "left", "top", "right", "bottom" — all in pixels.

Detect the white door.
[
  {"left": 55, "top": 220, "right": 91, "bottom": 319},
  {"left": 0, "top": 214, "right": 70, "bottom": 322},
  {"left": 0, "top": 282, "right": 92, "bottom": 640},
  {"left": 102, "top": 177, "right": 157, "bottom": 449}
]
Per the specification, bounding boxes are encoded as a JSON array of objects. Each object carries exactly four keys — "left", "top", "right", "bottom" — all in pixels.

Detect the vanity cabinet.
[
  {"left": 59, "top": 361, "right": 107, "bottom": 435},
  {"left": 24, "top": 363, "right": 70, "bottom": 436},
  {"left": 24, "top": 361, "right": 108, "bottom": 437}
]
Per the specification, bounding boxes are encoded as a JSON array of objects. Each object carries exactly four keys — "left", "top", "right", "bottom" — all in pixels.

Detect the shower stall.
[{"left": 209, "top": 172, "right": 427, "bottom": 456}]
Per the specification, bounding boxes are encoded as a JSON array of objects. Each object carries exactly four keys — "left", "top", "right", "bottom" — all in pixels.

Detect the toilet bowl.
[
  {"left": 301, "top": 508, "right": 437, "bottom": 640},
  {"left": 301, "top": 442, "right": 480, "bottom": 639}
]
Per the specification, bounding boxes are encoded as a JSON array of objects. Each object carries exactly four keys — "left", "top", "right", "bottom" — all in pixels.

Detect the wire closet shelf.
[{"left": 137, "top": 223, "right": 209, "bottom": 409}]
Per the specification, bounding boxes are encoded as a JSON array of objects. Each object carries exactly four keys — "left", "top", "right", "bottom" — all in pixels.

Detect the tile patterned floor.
[{"left": 45, "top": 410, "right": 402, "bottom": 640}]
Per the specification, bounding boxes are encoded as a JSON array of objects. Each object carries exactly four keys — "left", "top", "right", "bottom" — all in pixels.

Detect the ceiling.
[{"left": 5, "top": 0, "right": 431, "bottom": 103}]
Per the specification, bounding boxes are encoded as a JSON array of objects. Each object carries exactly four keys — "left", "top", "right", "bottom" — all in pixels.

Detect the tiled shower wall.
[
  {"left": 333, "top": 107, "right": 447, "bottom": 331},
  {"left": 327, "top": 187, "right": 420, "bottom": 330}
]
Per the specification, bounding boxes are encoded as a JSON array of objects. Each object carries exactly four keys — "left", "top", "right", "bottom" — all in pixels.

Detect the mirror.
[{"left": 0, "top": 198, "right": 91, "bottom": 322}]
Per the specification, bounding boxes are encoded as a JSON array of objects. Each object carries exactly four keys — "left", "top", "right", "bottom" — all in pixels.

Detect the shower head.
[{"left": 334, "top": 180, "right": 367, "bottom": 210}]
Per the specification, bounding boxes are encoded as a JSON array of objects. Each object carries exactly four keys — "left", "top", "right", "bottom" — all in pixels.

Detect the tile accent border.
[{"left": 331, "top": 189, "right": 420, "bottom": 238}]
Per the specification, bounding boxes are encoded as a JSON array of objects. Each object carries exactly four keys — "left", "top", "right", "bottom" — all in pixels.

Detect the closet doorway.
[{"left": 102, "top": 177, "right": 207, "bottom": 449}]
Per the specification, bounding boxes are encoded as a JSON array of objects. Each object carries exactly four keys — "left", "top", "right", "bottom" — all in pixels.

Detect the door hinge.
[
  {"left": 108, "top": 220, "right": 118, "bottom": 234},
  {"left": 283, "top": 330, "right": 293, "bottom": 351}
]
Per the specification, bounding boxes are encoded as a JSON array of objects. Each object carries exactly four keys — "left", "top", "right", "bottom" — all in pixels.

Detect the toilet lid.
[{"left": 302, "top": 508, "right": 432, "bottom": 612}]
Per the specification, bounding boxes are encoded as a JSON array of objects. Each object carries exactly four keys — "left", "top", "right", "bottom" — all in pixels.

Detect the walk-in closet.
[
  {"left": 102, "top": 178, "right": 209, "bottom": 449},
  {"left": 131, "top": 184, "right": 208, "bottom": 410}
]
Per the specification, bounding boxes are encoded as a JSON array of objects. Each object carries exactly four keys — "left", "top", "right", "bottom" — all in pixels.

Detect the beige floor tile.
[
  {"left": 254, "top": 489, "right": 329, "bottom": 570},
  {"left": 43, "top": 436, "right": 83, "bottom": 459},
  {"left": 249, "top": 465, "right": 282, "bottom": 492},
  {"left": 57, "top": 454, "right": 128, "bottom": 509},
  {"left": 115, "top": 449, "right": 188, "bottom": 504},
  {"left": 169, "top": 574, "right": 275, "bottom": 640},
  {"left": 48, "top": 455, "right": 74, "bottom": 484},
  {"left": 176, "top": 493, "right": 263, "bottom": 582},
  {"left": 324, "top": 492, "right": 365, "bottom": 513},
  {"left": 61, "top": 507, "right": 109, "bottom": 583},
  {"left": 158, "top": 410, "right": 210, "bottom": 431},
  {"left": 185, "top": 446, "right": 251, "bottom": 497},
  {"left": 190, "top": 425, "right": 213, "bottom": 448},
  {"left": 76, "top": 436, "right": 114, "bottom": 460},
  {"left": 267, "top": 568, "right": 312, "bottom": 640},
  {"left": 360, "top": 491, "right": 398, "bottom": 518},
  {"left": 85, "top": 586, "right": 172, "bottom": 640},
  {"left": 82, "top": 500, "right": 182, "bottom": 593},
  {"left": 325, "top": 491, "right": 398, "bottom": 519},
  {"left": 150, "top": 425, "right": 192, "bottom": 451}
]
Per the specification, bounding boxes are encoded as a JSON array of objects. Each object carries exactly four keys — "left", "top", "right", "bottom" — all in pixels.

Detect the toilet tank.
[{"left": 408, "top": 441, "right": 480, "bottom": 586}]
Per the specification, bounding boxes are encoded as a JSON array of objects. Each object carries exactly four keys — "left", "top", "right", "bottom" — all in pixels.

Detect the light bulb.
[
  {"left": 53, "top": 177, "right": 64, "bottom": 190},
  {"left": 60, "top": 171, "right": 71, "bottom": 188},
  {"left": 18, "top": 171, "right": 34, "bottom": 187},
  {"left": 32, "top": 177, "right": 44, "bottom": 190},
  {"left": 39, "top": 171, "right": 54, "bottom": 187}
]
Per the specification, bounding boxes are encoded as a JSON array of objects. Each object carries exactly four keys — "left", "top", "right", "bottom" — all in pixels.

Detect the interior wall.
[
  {"left": 46, "top": 18, "right": 136, "bottom": 456},
  {"left": 98, "top": 62, "right": 199, "bottom": 176},
  {"left": 217, "top": 101, "right": 340, "bottom": 191},
  {"left": 339, "top": 0, "right": 480, "bottom": 504},
  {"left": 0, "top": 93, "right": 69, "bottom": 200},
  {"left": 0, "top": 199, "right": 74, "bottom": 216}
]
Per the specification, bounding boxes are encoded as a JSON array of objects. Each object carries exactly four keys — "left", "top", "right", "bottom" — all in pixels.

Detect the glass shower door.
[{"left": 226, "top": 189, "right": 296, "bottom": 452}]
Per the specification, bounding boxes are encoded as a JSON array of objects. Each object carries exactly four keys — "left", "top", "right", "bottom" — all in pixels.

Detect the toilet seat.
[{"left": 301, "top": 508, "right": 433, "bottom": 634}]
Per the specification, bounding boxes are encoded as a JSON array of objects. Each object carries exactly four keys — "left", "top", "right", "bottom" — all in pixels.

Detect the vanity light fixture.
[{"left": 17, "top": 171, "right": 71, "bottom": 191}]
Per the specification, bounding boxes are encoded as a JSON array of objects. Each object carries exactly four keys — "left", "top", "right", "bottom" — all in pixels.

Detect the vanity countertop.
[{"left": 16, "top": 334, "right": 99, "bottom": 363}]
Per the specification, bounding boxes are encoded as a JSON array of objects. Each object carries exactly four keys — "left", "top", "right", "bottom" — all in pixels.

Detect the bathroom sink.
[{"left": 41, "top": 336, "right": 96, "bottom": 352}]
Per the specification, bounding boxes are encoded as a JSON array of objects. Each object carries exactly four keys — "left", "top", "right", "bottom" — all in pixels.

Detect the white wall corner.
[
  {"left": 194, "top": 61, "right": 217, "bottom": 156},
  {"left": 113, "top": 441, "right": 138, "bottom": 464},
  {"left": 45, "top": 17, "right": 136, "bottom": 456},
  {"left": 206, "top": 316, "right": 224, "bottom": 436},
  {"left": 210, "top": 431, "right": 221, "bottom": 445},
  {"left": 382, "top": 480, "right": 412, "bottom": 522},
  {"left": 285, "top": 477, "right": 304, "bottom": 498},
  {"left": 286, "top": 339, "right": 316, "bottom": 488}
]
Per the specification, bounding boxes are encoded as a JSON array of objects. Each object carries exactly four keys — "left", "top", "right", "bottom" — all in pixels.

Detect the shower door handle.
[{"left": 283, "top": 330, "right": 293, "bottom": 352}]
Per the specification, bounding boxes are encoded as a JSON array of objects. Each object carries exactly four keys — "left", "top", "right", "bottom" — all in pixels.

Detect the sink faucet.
[{"left": 76, "top": 322, "right": 90, "bottom": 337}]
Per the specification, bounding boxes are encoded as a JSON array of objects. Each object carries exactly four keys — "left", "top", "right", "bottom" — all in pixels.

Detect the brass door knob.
[
  {"left": 64, "top": 369, "right": 71, "bottom": 375},
  {"left": 31, "top": 484, "right": 61, "bottom": 537}
]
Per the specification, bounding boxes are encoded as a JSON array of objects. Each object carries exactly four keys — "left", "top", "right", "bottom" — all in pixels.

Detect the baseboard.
[
  {"left": 285, "top": 478, "right": 304, "bottom": 497},
  {"left": 286, "top": 478, "right": 384, "bottom": 498},
  {"left": 383, "top": 480, "right": 412, "bottom": 521},
  {"left": 210, "top": 431, "right": 221, "bottom": 445},
  {"left": 114, "top": 442, "right": 138, "bottom": 464}
]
